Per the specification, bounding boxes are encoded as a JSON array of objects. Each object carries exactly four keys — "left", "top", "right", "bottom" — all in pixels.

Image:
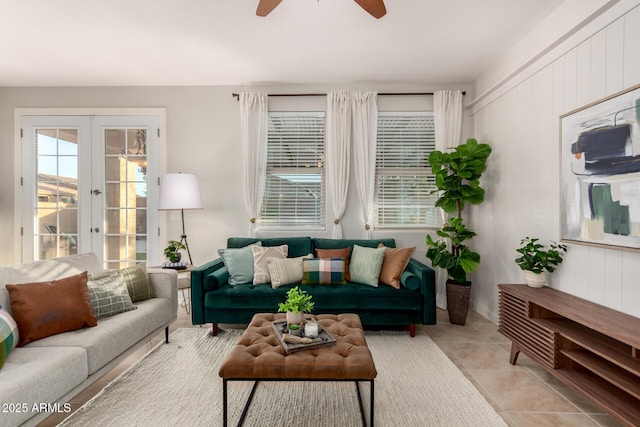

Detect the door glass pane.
[
  {"left": 34, "top": 129, "right": 79, "bottom": 260},
  {"left": 103, "top": 128, "right": 148, "bottom": 267}
]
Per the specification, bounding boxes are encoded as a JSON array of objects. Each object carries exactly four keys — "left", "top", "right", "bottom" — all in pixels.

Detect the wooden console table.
[{"left": 498, "top": 284, "right": 640, "bottom": 427}]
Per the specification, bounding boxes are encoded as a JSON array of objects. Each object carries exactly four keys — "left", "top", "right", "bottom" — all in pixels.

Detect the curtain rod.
[{"left": 232, "top": 91, "right": 466, "bottom": 100}]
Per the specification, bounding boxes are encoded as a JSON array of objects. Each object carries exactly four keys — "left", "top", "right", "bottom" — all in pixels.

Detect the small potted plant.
[
  {"left": 278, "top": 286, "right": 314, "bottom": 327},
  {"left": 163, "top": 240, "right": 186, "bottom": 263},
  {"left": 515, "top": 237, "right": 568, "bottom": 287}
]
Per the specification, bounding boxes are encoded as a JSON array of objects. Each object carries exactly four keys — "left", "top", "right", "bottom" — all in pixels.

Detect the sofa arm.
[
  {"left": 191, "top": 258, "right": 226, "bottom": 324},
  {"left": 147, "top": 268, "right": 179, "bottom": 319},
  {"left": 405, "top": 258, "right": 437, "bottom": 325}
]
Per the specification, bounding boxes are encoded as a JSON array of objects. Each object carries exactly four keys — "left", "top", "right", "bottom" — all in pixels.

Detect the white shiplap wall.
[{"left": 470, "top": 4, "right": 640, "bottom": 322}]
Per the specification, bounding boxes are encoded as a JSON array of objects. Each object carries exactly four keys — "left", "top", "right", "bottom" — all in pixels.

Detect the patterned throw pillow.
[
  {"left": 301, "top": 258, "right": 347, "bottom": 285},
  {"left": 350, "top": 245, "right": 386, "bottom": 287},
  {"left": 90, "top": 264, "right": 155, "bottom": 302},
  {"left": 251, "top": 245, "right": 288, "bottom": 284},
  {"left": 267, "top": 254, "right": 313, "bottom": 289},
  {"left": 316, "top": 247, "right": 351, "bottom": 282},
  {"left": 218, "top": 242, "right": 262, "bottom": 286},
  {"left": 87, "top": 273, "right": 137, "bottom": 319},
  {"left": 0, "top": 306, "right": 19, "bottom": 369}
]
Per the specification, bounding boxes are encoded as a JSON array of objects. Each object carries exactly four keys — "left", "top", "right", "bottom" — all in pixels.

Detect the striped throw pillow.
[
  {"left": 301, "top": 258, "right": 347, "bottom": 285},
  {"left": 0, "top": 307, "right": 19, "bottom": 369},
  {"left": 267, "top": 254, "right": 313, "bottom": 289}
]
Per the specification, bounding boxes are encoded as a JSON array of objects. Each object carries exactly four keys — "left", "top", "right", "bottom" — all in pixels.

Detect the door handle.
[{"left": 92, "top": 189, "right": 102, "bottom": 195}]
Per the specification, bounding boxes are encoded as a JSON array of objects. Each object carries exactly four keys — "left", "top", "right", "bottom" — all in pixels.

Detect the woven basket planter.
[{"left": 446, "top": 280, "right": 471, "bottom": 325}]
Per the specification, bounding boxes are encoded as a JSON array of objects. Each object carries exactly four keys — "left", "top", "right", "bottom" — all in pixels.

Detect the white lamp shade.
[{"left": 158, "top": 173, "right": 203, "bottom": 210}]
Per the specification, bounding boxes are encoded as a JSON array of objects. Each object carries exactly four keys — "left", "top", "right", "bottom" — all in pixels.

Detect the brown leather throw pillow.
[
  {"left": 7, "top": 271, "right": 98, "bottom": 346},
  {"left": 378, "top": 245, "right": 416, "bottom": 289}
]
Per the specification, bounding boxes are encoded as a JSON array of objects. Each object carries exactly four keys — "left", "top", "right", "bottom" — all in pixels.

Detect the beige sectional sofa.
[{"left": 0, "top": 253, "right": 178, "bottom": 427}]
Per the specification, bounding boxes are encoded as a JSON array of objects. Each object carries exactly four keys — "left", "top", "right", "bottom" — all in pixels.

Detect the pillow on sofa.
[
  {"left": 251, "top": 244, "right": 288, "bottom": 284},
  {"left": 87, "top": 273, "right": 137, "bottom": 319},
  {"left": 0, "top": 306, "right": 19, "bottom": 369},
  {"left": 378, "top": 245, "right": 416, "bottom": 289},
  {"left": 267, "top": 254, "right": 313, "bottom": 288},
  {"left": 90, "top": 263, "right": 154, "bottom": 302},
  {"left": 350, "top": 245, "right": 386, "bottom": 287},
  {"left": 219, "top": 242, "right": 262, "bottom": 286},
  {"left": 6, "top": 271, "right": 98, "bottom": 346},
  {"left": 316, "top": 247, "right": 351, "bottom": 282},
  {"left": 301, "top": 258, "right": 347, "bottom": 285}
]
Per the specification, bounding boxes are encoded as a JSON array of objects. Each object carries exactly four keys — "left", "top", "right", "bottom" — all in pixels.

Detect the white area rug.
[{"left": 59, "top": 328, "right": 506, "bottom": 426}]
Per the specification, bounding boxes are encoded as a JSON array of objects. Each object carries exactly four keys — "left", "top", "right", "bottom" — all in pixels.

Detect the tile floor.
[{"left": 39, "top": 304, "right": 623, "bottom": 426}]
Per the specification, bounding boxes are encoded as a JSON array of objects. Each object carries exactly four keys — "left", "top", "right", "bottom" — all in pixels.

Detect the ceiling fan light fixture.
[{"left": 256, "top": 0, "right": 386, "bottom": 19}]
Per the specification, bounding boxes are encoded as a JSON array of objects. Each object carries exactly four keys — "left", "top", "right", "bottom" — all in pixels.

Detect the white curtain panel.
[
  {"left": 433, "top": 89, "right": 463, "bottom": 308},
  {"left": 239, "top": 93, "right": 268, "bottom": 237},
  {"left": 351, "top": 92, "right": 378, "bottom": 238},
  {"left": 326, "top": 91, "right": 352, "bottom": 238}
]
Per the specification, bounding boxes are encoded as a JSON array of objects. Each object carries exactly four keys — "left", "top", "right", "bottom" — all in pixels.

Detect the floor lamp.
[{"left": 158, "top": 173, "right": 203, "bottom": 265}]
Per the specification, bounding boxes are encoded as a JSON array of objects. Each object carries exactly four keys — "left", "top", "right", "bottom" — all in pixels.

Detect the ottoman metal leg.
[{"left": 355, "top": 380, "right": 375, "bottom": 427}]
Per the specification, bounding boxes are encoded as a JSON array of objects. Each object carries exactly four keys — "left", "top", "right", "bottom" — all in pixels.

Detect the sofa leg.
[
  {"left": 409, "top": 324, "right": 416, "bottom": 338},
  {"left": 211, "top": 323, "right": 218, "bottom": 336},
  {"left": 165, "top": 327, "right": 169, "bottom": 344}
]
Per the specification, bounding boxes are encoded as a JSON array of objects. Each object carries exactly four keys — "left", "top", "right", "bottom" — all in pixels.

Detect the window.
[
  {"left": 261, "top": 112, "right": 326, "bottom": 228},
  {"left": 374, "top": 112, "right": 440, "bottom": 228}
]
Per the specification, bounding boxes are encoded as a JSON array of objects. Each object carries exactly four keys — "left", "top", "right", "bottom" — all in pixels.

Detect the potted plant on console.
[
  {"left": 425, "top": 138, "right": 492, "bottom": 325},
  {"left": 278, "top": 286, "right": 314, "bottom": 333},
  {"left": 515, "top": 237, "right": 567, "bottom": 288}
]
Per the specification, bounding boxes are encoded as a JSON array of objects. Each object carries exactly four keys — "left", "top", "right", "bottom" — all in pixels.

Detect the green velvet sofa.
[{"left": 191, "top": 237, "right": 436, "bottom": 337}]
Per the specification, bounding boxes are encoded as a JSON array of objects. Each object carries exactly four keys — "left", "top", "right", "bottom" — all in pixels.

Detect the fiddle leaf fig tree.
[
  {"left": 428, "top": 138, "right": 492, "bottom": 218},
  {"left": 426, "top": 138, "right": 492, "bottom": 284},
  {"left": 426, "top": 217, "right": 480, "bottom": 283}
]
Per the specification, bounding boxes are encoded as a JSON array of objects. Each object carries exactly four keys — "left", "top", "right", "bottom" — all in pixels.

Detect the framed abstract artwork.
[{"left": 560, "top": 84, "right": 640, "bottom": 251}]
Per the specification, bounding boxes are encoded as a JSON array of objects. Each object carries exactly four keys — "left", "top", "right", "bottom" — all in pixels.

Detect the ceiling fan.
[{"left": 256, "top": 0, "right": 387, "bottom": 19}]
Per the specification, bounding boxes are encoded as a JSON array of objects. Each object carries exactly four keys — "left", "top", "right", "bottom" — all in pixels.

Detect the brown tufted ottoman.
[{"left": 219, "top": 313, "right": 377, "bottom": 427}]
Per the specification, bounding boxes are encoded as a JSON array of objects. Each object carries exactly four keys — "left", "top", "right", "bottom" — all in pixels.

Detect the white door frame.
[{"left": 15, "top": 108, "right": 167, "bottom": 265}]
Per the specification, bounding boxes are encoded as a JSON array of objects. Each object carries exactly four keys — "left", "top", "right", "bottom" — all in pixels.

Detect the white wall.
[
  {"left": 470, "top": 0, "right": 640, "bottom": 322},
  {"left": 0, "top": 83, "right": 471, "bottom": 270}
]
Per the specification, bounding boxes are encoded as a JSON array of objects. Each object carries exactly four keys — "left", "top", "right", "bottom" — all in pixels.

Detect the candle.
[{"left": 304, "top": 322, "right": 319, "bottom": 338}]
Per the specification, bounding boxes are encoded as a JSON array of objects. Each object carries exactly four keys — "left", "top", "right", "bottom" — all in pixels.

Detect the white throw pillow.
[
  {"left": 252, "top": 245, "right": 288, "bottom": 284},
  {"left": 267, "top": 254, "right": 313, "bottom": 289}
]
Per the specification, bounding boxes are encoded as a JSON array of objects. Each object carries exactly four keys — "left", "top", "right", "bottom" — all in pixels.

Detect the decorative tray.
[
  {"left": 161, "top": 262, "right": 188, "bottom": 270},
  {"left": 271, "top": 320, "right": 336, "bottom": 354}
]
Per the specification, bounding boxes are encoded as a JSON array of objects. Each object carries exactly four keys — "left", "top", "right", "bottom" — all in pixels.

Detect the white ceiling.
[{"left": 0, "top": 0, "right": 565, "bottom": 87}]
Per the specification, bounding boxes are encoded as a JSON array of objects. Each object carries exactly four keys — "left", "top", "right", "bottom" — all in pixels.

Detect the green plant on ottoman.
[{"left": 278, "top": 286, "right": 314, "bottom": 326}]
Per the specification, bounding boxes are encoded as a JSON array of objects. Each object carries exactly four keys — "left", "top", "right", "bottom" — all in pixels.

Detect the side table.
[
  {"left": 150, "top": 264, "right": 194, "bottom": 314},
  {"left": 177, "top": 267, "right": 193, "bottom": 314}
]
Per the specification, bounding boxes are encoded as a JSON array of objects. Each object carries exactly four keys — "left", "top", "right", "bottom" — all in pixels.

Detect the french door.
[{"left": 21, "top": 114, "right": 160, "bottom": 268}]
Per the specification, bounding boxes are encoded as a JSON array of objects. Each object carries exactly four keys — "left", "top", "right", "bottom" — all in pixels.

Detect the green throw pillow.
[
  {"left": 0, "top": 306, "right": 19, "bottom": 369},
  {"left": 350, "top": 245, "right": 386, "bottom": 287},
  {"left": 301, "top": 258, "right": 347, "bottom": 285},
  {"left": 90, "top": 263, "right": 155, "bottom": 302},
  {"left": 218, "top": 242, "right": 262, "bottom": 286},
  {"left": 87, "top": 273, "right": 137, "bottom": 319}
]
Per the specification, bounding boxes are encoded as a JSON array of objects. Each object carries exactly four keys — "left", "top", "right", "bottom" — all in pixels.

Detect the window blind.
[
  {"left": 261, "top": 112, "right": 326, "bottom": 228},
  {"left": 374, "top": 112, "right": 440, "bottom": 227}
]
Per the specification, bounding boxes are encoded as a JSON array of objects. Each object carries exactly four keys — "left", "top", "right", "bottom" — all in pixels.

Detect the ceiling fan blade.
[
  {"left": 256, "top": 0, "right": 283, "bottom": 17},
  {"left": 353, "top": 0, "right": 386, "bottom": 19}
]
